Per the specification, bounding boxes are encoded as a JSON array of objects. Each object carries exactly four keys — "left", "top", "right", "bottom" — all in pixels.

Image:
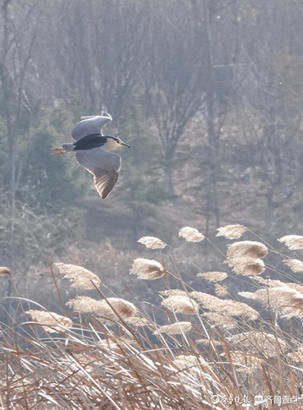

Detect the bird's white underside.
[{"left": 76, "top": 147, "right": 121, "bottom": 198}]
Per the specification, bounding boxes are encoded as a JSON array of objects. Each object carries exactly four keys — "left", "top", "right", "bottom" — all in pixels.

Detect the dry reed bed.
[{"left": 1, "top": 225, "right": 303, "bottom": 408}]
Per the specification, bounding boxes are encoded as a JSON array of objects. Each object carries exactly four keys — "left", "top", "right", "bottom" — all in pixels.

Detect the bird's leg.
[{"left": 52, "top": 147, "right": 65, "bottom": 155}]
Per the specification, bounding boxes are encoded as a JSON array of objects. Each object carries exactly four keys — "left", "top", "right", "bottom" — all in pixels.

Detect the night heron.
[{"left": 53, "top": 112, "right": 129, "bottom": 199}]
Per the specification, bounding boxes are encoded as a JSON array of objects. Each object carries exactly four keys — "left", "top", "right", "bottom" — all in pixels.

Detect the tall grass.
[{"left": 1, "top": 224, "right": 303, "bottom": 409}]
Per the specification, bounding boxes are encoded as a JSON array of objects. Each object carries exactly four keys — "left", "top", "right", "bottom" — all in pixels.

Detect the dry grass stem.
[
  {"left": 216, "top": 224, "right": 248, "bottom": 239},
  {"left": 278, "top": 235, "right": 303, "bottom": 250},
  {"left": 5, "top": 226, "right": 303, "bottom": 408},
  {"left": 153, "top": 322, "right": 192, "bottom": 335},
  {"left": 171, "top": 355, "right": 219, "bottom": 393},
  {"left": 53, "top": 262, "right": 101, "bottom": 289},
  {"left": 26, "top": 310, "right": 72, "bottom": 333},
  {"left": 221, "top": 351, "right": 264, "bottom": 373},
  {"left": 197, "top": 271, "right": 228, "bottom": 282},
  {"left": 137, "top": 236, "right": 167, "bottom": 249},
  {"left": 229, "top": 331, "right": 288, "bottom": 356},
  {"left": 161, "top": 295, "right": 199, "bottom": 315},
  {"left": 287, "top": 347, "right": 303, "bottom": 363},
  {"left": 178, "top": 226, "right": 205, "bottom": 242},
  {"left": 173, "top": 354, "right": 210, "bottom": 373},
  {"left": 129, "top": 258, "right": 165, "bottom": 280}
]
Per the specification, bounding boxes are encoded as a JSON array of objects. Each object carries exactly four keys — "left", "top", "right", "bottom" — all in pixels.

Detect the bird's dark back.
[{"left": 74, "top": 134, "right": 107, "bottom": 150}]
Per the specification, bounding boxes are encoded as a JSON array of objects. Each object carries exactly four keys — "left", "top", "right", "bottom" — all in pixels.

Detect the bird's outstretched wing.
[
  {"left": 72, "top": 113, "right": 112, "bottom": 141},
  {"left": 93, "top": 168, "right": 119, "bottom": 199},
  {"left": 76, "top": 148, "right": 121, "bottom": 199}
]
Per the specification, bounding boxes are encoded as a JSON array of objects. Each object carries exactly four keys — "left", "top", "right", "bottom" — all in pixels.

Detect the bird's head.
[{"left": 104, "top": 136, "right": 130, "bottom": 151}]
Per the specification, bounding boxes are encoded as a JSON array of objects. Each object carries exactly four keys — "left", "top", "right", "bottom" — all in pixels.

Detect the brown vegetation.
[{"left": 1, "top": 226, "right": 303, "bottom": 408}]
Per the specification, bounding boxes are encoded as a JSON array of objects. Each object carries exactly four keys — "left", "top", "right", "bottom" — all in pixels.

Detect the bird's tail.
[{"left": 52, "top": 143, "right": 74, "bottom": 155}]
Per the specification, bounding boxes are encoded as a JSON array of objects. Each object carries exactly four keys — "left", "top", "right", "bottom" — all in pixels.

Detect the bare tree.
[
  {"left": 189, "top": 0, "right": 242, "bottom": 233},
  {"left": 145, "top": 0, "right": 207, "bottom": 195},
  {"left": 0, "top": 0, "right": 44, "bottom": 289},
  {"left": 43, "top": 0, "right": 149, "bottom": 122},
  {"left": 238, "top": 0, "right": 303, "bottom": 228}
]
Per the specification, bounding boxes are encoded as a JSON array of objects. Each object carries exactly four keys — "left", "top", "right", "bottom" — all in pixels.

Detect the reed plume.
[
  {"left": 278, "top": 235, "right": 303, "bottom": 250},
  {"left": 130, "top": 258, "right": 165, "bottom": 279},
  {"left": 53, "top": 262, "right": 101, "bottom": 289},
  {"left": 283, "top": 258, "right": 303, "bottom": 272},
  {"left": 161, "top": 295, "right": 199, "bottom": 315},
  {"left": 226, "top": 240, "right": 268, "bottom": 259},
  {"left": 67, "top": 296, "right": 137, "bottom": 320},
  {"left": 191, "top": 291, "right": 259, "bottom": 320},
  {"left": 216, "top": 224, "right": 248, "bottom": 239},
  {"left": 137, "top": 236, "right": 167, "bottom": 249},
  {"left": 0, "top": 266, "right": 10, "bottom": 275},
  {"left": 153, "top": 322, "right": 192, "bottom": 335},
  {"left": 178, "top": 226, "right": 205, "bottom": 242},
  {"left": 227, "top": 256, "right": 265, "bottom": 275},
  {"left": 26, "top": 310, "right": 72, "bottom": 333},
  {"left": 197, "top": 271, "right": 228, "bottom": 282}
]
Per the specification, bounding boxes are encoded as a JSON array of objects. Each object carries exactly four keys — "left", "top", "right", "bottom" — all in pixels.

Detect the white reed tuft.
[
  {"left": 26, "top": 310, "right": 72, "bottom": 333},
  {"left": 278, "top": 235, "right": 303, "bottom": 250},
  {"left": 216, "top": 224, "right": 248, "bottom": 239},
  {"left": 159, "top": 289, "right": 188, "bottom": 297},
  {"left": 227, "top": 256, "right": 265, "bottom": 275},
  {"left": 0, "top": 266, "right": 10, "bottom": 275},
  {"left": 191, "top": 291, "right": 259, "bottom": 320},
  {"left": 197, "top": 271, "right": 228, "bottom": 282},
  {"left": 66, "top": 295, "right": 100, "bottom": 313},
  {"left": 283, "top": 258, "right": 303, "bottom": 273},
  {"left": 202, "top": 312, "right": 237, "bottom": 329},
  {"left": 178, "top": 227, "right": 205, "bottom": 243},
  {"left": 153, "top": 322, "right": 192, "bottom": 335},
  {"left": 129, "top": 258, "right": 165, "bottom": 280},
  {"left": 125, "top": 316, "right": 150, "bottom": 327},
  {"left": 239, "top": 284, "right": 303, "bottom": 319},
  {"left": 53, "top": 262, "right": 101, "bottom": 289},
  {"left": 137, "top": 236, "right": 167, "bottom": 249},
  {"left": 67, "top": 296, "right": 137, "bottom": 320},
  {"left": 161, "top": 295, "right": 199, "bottom": 315},
  {"left": 226, "top": 241, "right": 268, "bottom": 259},
  {"left": 215, "top": 284, "right": 228, "bottom": 297},
  {"left": 226, "top": 241, "right": 268, "bottom": 276}
]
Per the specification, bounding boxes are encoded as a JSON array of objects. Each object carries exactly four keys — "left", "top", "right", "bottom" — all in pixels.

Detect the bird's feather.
[
  {"left": 93, "top": 169, "right": 119, "bottom": 199},
  {"left": 76, "top": 148, "right": 121, "bottom": 199},
  {"left": 72, "top": 114, "right": 112, "bottom": 141}
]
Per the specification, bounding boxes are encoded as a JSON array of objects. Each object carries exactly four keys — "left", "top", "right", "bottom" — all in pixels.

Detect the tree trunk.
[{"left": 202, "top": 0, "right": 220, "bottom": 236}]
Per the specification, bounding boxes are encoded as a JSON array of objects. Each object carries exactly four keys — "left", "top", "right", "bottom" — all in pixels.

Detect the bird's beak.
[{"left": 120, "top": 141, "right": 130, "bottom": 148}]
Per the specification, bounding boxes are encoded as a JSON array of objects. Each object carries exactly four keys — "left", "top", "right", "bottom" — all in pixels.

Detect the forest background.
[{"left": 1, "top": 0, "right": 303, "bottom": 312}]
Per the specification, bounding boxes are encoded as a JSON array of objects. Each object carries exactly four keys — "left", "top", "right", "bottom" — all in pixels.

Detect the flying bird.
[{"left": 53, "top": 112, "right": 129, "bottom": 199}]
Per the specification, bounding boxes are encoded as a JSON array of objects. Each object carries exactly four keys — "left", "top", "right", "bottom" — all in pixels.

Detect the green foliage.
[
  {"left": 117, "top": 105, "right": 170, "bottom": 206},
  {"left": 18, "top": 106, "right": 87, "bottom": 212}
]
